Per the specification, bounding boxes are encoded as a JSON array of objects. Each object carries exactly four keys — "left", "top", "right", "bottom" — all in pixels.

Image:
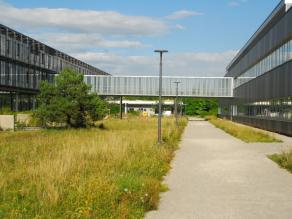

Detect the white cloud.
[
  {"left": 0, "top": 2, "right": 167, "bottom": 36},
  {"left": 0, "top": 2, "right": 237, "bottom": 77},
  {"left": 72, "top": 50, "right": 238, "bottom": 76},
  {"left": 228, "top": 1, "right": 240, "bottom": 7},
  {"left": 166, "top": 10, "right": 203, "bottom": 20},
  {"left": 175, "top": 24, "right": 185, "bottom": 30},
  {"left": 32, "top": 33, "right": 150, "bottom": 53},
  {"left": 228, "top": 0, "right": 248, "bottom": 7}
]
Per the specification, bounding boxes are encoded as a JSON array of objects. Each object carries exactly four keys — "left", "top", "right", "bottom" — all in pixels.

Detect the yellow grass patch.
[{"left": 0, "top": 117, "right": 187, "bottom": 218}]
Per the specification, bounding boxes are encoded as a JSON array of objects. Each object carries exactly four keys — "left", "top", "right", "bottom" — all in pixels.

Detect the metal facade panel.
[
  {"left": 85, "top": 76, "right": 234, "bottom": 98},
  {"left": 234, "top": 61, "right": 292, "bottom": 102},
  {"left": 227, "top": 8, "right": 292, "bottom": 78},
  {"left": 0, "top": 24, "right": 109, "bottom": 93}
]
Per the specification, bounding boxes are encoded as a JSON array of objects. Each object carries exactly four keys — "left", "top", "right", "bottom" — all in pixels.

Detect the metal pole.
[
  {"left": 15, "top": 93, "right": 19, "bottom": 112},
  {"left": 158, "top": 53, "right": 163, "bottom": 144},
  {"left": 180, "top": 99, "right": 183, "bottom": 116},
  {"left": 120, "top": 96, "right": 123, "bottom": 120},
  {"left": 155, "top": 49, "right": 168, "bottom": 144},
  {"left": 175, "top": 84, "right": 178, "bottom": 125}
]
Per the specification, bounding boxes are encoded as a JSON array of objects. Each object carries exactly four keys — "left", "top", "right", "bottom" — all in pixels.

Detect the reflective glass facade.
[
  {"left": 221, "top": 0, "right": 292, "bottom": 136},
  {"left": 237, "top": 98, "right": 292, "bottom": 121},
  {"left": 235, "top": 39, "right": 292, "bottom": 87},
  {"left": 0, "top": 24, "right": 108, "bottom": 92}
]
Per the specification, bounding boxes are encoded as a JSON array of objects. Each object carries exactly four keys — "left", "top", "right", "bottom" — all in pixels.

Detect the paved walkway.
[{"left": 146, "top": 119, "right": 292, "bottom": 219}]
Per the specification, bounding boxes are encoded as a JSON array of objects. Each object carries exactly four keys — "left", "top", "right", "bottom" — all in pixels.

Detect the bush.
[
  {"left": 109, "top": 103, "right": 120, "bottom": 115},
  {"left": 128, "top": 110, "right": 140, "bottom": 116},
  {"left": 183, "top": 98, "right": 218, "bottom": 117}
]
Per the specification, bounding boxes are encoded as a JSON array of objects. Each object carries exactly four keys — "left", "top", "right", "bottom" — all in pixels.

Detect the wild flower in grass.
[{"left": 140, "top": 197, "right": 145, "bottom": 203}]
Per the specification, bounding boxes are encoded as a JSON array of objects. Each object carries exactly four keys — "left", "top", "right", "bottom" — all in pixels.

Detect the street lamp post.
[
  {"left": 173, "top": 81, "right": 181, "bottom": 126},
  {"left": 120, "top": 96, "right": 123, "bottom": 120},
  {"left": 154, "top": 49, "right": 168, "bottom": 144}
]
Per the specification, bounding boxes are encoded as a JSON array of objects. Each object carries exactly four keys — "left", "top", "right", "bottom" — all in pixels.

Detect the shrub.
[{"left": 183, "top": 98, "right": 218, "bottom": 117}]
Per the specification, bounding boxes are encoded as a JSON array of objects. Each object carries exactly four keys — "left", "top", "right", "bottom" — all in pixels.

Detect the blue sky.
[{"left": 0, "top": 0, "right": 279, "bottom": 76}]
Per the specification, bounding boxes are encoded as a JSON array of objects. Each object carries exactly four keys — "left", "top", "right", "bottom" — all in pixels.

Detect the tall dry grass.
[{"left": 0, "top": 117, "right": 187, "bottom": 218}]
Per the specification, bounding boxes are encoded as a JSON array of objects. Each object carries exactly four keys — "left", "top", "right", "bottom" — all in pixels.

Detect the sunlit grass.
[
  {"left": 0, "top": 117, "right": 187, "bottom": 218},
  {"left": 207, "top": 116, "right": 281, "bottom": 143},
  {"left": 269, "top": 151, "right": 292, "bottom": 173}
]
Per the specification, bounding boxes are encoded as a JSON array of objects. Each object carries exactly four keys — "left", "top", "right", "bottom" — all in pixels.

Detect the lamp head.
[{"left": 154, "top": 49, "right": 168, "bottom": 53}]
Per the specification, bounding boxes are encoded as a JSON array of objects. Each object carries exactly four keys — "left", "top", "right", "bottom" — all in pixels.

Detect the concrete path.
[{"left": 146, "top": 119, "right": 292, "bottom": 219}]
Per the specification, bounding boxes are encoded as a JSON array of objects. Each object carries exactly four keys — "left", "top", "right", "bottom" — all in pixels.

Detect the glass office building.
[
  {"left": 0, "top": 24, "right": 109, "bottom": 111},
  {"left": 219, "top": 0, "right": 292, "bottom": 136}
]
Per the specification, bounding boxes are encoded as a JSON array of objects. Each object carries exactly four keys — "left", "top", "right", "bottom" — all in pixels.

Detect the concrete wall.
[{"left": 0, "top": 115, "right": 14, "bottom": 131}]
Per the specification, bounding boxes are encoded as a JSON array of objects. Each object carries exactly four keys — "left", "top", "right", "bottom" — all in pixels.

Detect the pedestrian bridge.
[{"left": 84, "top": 75, "right": 234, "bottom": 98}]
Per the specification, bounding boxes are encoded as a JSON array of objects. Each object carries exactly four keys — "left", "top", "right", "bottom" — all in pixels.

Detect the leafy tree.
[
  {"left": 108, "top": 103, "right": 120, "bottom": 115},
  {"left": 36, "top": 68, "right": 108, "bottom": 128},
  {"left": 183, "top": 98, "right": 218, "bottom": 117}
]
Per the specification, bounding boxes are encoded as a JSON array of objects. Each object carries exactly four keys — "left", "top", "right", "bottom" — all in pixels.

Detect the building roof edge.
[{"left": 226, "top": 0, "right": 286, "bottom": 73}]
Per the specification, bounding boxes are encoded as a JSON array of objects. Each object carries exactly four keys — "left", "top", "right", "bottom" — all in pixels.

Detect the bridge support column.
[{"left": 120, "top": 96, "right": 123, "bottom": 120}]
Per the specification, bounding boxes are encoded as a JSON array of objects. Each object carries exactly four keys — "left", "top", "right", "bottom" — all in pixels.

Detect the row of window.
[
  {"left": 0, "top": 61, "right": 54, "bottom": 89},
  {"left": 235, "top": 39, "right": 292, "bottom": 87},
  {"left": 0, "top": 93, "right": 36, "bottom": 111},
  {"left": 0, "top": 33, "right": 98, "bottom": 75},
  {"left": 237, "top": 97, "right": 292, "bottom": 121}
]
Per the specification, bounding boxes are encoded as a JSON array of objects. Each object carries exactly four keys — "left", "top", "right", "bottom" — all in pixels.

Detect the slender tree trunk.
[{"left": 66, "top": 115, "right": 72, "bottom": 128}]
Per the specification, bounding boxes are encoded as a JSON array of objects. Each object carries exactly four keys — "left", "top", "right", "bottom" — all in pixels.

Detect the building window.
[
  {"left": 48, "top": 55, "right": 51, "bottom": 68},
  {"left": 6, "top": 39, "right": 10, "bottom": 55},
  {"left": 42, "top": 53, "right": 45, "bottom": 65},
  {"left": 234, "top": 97, "right": 292, "bottom": 121},
  {"left": 17, "top": 43, "right": 20, "bottom": 57},
  {"left": 235, "top": 39, "right": 292, "bottom": 88}
]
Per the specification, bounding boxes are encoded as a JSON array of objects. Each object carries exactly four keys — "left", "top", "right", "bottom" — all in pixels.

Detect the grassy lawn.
[
  {"left": 207, "top": 117, "right": 281, "bottom": 143},
  {"left": 269, "top": 151, "right": 292, "bottom": 173},
  {"left": 0, "top": 117, "right": 187, "bottom": 219}
]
